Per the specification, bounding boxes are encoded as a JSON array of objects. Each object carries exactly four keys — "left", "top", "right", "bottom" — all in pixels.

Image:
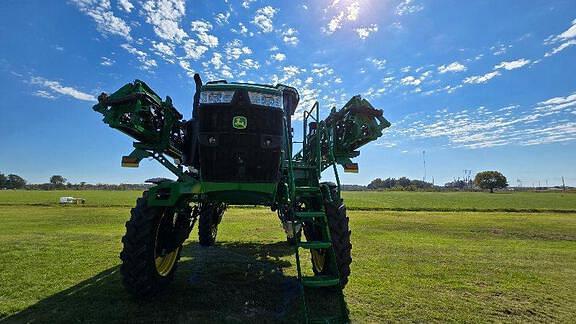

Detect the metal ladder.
[{"left": 291, "top": 185, "right": 349, "bottom": 323}]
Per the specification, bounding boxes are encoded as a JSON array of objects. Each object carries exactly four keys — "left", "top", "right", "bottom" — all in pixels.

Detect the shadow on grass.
[{"left": 5, "top": 241, "right": 304, "bottom": 323}]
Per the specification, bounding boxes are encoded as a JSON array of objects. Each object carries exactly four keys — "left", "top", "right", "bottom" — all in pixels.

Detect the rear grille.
[{"left": 198, "top": 104, "right": 284, "bottom": 182}]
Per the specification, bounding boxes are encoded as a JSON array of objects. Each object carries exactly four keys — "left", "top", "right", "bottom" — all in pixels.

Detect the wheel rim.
[
  {"left": 210, "top": 223, "right": 218, "bottom": 240},
  {"left": 155, "top": 249, "right": 179, "bottom": 276},
  {"left": 154, "top": 211, "right": 180, "bottom": 277},
  {"left": 311, "top": 249, "right": 326, "bottom": 272}
]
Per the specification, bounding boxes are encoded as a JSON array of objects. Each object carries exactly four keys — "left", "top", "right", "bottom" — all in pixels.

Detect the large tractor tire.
[
  {"left": 304, "top": 183, "right": 352, "bottom": 287},
  {"left": 198, "top": 202, "right": 226, "bottom": 247},
  {"left": 120, "top": 191, "right": 190, "bottom": 298}
]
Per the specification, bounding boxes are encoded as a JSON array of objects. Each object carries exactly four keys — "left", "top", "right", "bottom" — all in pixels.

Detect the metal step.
[
  {"left": 295, "top": 211, "right": 325, "bottom": 219},
  {"left": 301, "top": 275, "right": 341, "bottom": 288},
  {"left": 298, "top": 241, "right": 331, "bottom": 249},
  {"left": 293, "top": 165, "right": 317, "bottom": 170},
  {"left": 296, "top": 186, "right": 321, "bottom": 193},
  {"left": 309, "top": 316, "right": 347, "bottom": 324}
]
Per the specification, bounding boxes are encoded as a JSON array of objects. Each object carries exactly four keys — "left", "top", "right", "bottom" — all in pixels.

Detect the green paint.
[
  {"left": 91, "top": 78, "right": 392, "bottom": 323},
  {"left": 232, "top": 116, "right": 247, "bottom": 129}
]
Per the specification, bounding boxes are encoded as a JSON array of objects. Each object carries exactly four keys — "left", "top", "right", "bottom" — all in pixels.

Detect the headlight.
[
  {"left": 248, "top": 92, "right": 283, "bottom": 109},
  {"left": 200, "top": 91, "right": 235, "bottom": 104}
]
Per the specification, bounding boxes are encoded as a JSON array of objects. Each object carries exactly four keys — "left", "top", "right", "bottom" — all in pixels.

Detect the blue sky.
[{"left": 0, "top": 0, "right": 575, "bottom": 186}]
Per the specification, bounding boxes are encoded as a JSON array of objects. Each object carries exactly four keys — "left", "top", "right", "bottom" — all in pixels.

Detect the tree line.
[
  {"left": 367, "top": 177, "right": 434, "bottom": 191},
  {"left": 0, "top": 173, "right": 150, "bottom": 190},
  {"left": 366, "top": 171, "right": 508, "bottom": 193}
]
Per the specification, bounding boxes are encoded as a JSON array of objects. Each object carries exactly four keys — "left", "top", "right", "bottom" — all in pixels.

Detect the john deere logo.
[{"left": 233, "top": 116, "right": 247, "bottom": 129}]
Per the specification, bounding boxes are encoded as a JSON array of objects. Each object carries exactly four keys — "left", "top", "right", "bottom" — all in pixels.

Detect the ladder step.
[
  {"left": 309, "top": 316, "right": 346, "bottom": 324},
  {"left": 301, "top": 275, "right": 341, "bottom": 288},
  {"left": 298, "top": 241, "right": 331, "bottom": 249},
  {"left": 296, "top": 186, "right": 321, "bottom": 193},
  {"left": 295, "top": 211, "right": 325, "bottom": 219},
  {"left": 293, "top": 165, "right": 317, "bottom": 170}
]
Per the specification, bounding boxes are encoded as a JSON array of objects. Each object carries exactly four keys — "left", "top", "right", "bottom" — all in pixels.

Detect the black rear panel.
[{"left": 198, "top": 93, "right": 284, "bottom": 182}]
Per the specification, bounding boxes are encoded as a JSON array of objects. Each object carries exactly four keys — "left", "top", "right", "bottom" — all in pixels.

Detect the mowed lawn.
[
  {"left": 2, "top": 190, "right": 576, "bottom": 211},
  {"left": 0, "top": 191, "right": 575, "bottom": 322}
]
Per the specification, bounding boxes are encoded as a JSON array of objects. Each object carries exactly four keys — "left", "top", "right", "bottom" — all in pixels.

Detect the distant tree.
[
  {"left": 444, "top": 179, "right": 467, "bottom": 189},
  {"left": 0, "top": 173, "right": 7, "bottom": 188},
  {"left": 50, "top": 175, "right": 67, "bottom": 189},
  {"left": 411, "top": 179, "right": 433, "bottom": 189},
  {"left": 6, "top": 174, "right": 26, "bottom": 189},
  {"left": 367, "top": 178, "right": 383, "bottom": 190},
  {"left": 474, "top": 171, "right": 508, "bottom": 193},
  {"left": 397, "top": 177, "right": 411, "bottom": 187}
]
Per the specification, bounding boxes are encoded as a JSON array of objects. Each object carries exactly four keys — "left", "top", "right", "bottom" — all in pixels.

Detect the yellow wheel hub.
[
  {"left": 155, "top": 248, "right": 179, "bottom": 276},
  {"left": 154, "top": 212, "right": 180, "bottom": 277},
  {"left": 311, "top": 249, "right": 326, "bottom": 272}
]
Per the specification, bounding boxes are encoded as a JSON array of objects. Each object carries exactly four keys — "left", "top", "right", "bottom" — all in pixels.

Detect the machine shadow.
[{"left": 6, "top": 241, "right": 303, "bottom": 323}]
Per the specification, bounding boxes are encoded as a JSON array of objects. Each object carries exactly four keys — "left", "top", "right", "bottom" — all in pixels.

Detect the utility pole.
[{"left": 422, "top": 150, "right": 426, "bottom": 182}]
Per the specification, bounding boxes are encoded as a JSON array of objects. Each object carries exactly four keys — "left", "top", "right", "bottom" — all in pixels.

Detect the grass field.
[
  {"left": 2, "top": 190, "right": 576, "bottom": 212},
  {"left": 0, "top": 190, "right": 575, "bottom": 322}
]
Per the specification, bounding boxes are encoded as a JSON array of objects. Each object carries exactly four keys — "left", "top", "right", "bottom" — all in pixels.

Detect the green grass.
[
  {"left": 2, "top": 190, "right": 576, "bottom": 212},
  {"left": 0, "top": 190, "right": 141, "bottom": 207},
  {"left": 0, "top": 191, "right": 575, "bottom": 322},
  {"left": 343, "top": 190, "right": 576, "bottom": 212}
]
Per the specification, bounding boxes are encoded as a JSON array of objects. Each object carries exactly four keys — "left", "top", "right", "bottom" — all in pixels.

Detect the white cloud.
[
  {"left": 545, "top": 39, "right": 576, "bottom": 57},
  {"left": 311, "top": 65, "right": 334, "bottom": 78},
  {"left": 400, "top": 76, "right": 421, "bottom": 86},
  {"left": 240, "top": 58, "right": 260, "bottom": 70},
  {"left": 242, "top": 0, "right": 257, "bottom": 9},
  {"left": 152, "top": 41, "right": 175, "bottom": 58},
  {"left": 547, "top": 19, "right": 576, "bottom": 43},
  {"left": 207, "top": 52, "right": 224, "bottom": 69},
  {"left": 536, "top": 92, "right": 576, "bottom": 113},
  {"left": 543, "top": 19, "right": 576, "bottom": 58},
  {"left": 30, "top": 76, "right": 96, "bottom": 101},
  {"left": 396, "top": 0, "right": 423, "bottom": 16},
  {"left": 190, "top": 20, "right": 212, "bottom": 34},
  {"left": 121, "top": 43, "right": 157, "bottom": 69},
  {"left": 384, "top": 92, "right": 576, "bottom": 149},
  {"left": 490, "top": 43, "right": 510, "bottom": 56},
  {"left": 355, "top": 24, "right": 378, "bottom": 39},
  {"left": 231, "top": 22, "right": 252, "bottom": 37},
  {"left": 346, "top": 1, "right": 360, "bottom": 21},
  {"left": 325, "top": 12, "right": 344, "bottom": 34},
  {"left": 463, "top": 71, "right": 500, "bottom": 84},
  {"left": 367, "top": 57, "right": 386, "bottom": 70},
  {"left": 494, "top": 58, "right": 531, "bottom": 70},
  {"left": 225, "top": 39, "right": 252, "bottom": 60},
  {"left": 33, "top": 90, "right": 57, "bottom": 99},
  {"left": 282, "top": 28, "right": 299, "bottom": 46},
  {"left": 438, "top": 62, "right": 466, "bottom": 74},
  {"left": 182, "top": 39, "right": 208, "bottom": 60},
  {"left": 118, "top": 0, "right": 133, "bottom": 12},
  {"left": 197, "top": 33, "right": 218, "bottom": 48},
  {"left": 191, "top": 20, "right": 219, "bottom": 48},
  {"left": 215, "top": 12, "right": 230, "bottom": 26},
  {"left": 142, "top": 0, "right": 187, "bottom": 43},
  {"left": 100, "top": 56, "right": 115, "bottom": 66},
  {"left": 71, "top": 0, "right": 132, "bottom": 40},
  {"left": 271, "top": 53, "right": 286, "bottom": 61},
  {"left": 252, "top": 6, "right": 278, "bottom": 33}
]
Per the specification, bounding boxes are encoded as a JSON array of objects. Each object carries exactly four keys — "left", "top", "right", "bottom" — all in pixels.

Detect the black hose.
[{"left": 192, "top": 73, "right": 202, "bottom": 119}]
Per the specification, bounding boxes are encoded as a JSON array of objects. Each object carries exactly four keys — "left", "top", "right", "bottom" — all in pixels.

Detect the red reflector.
[
  {"left": 344, "top": 163, "right": 359, "bottom": 173},
  {"left": 121, "top": 156, "right": 139, "bottom": 168}
]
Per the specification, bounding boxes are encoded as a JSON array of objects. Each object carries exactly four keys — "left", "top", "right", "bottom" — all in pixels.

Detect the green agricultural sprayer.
[{"left": 92, "top": 74, "right": 390, "bottom": 323}]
